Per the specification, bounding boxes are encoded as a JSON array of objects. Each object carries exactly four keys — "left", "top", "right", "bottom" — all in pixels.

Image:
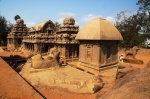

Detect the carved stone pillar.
[
  {"left": 25, "top": 44, "right": 26, "bottom": 50},
  {"left": 7, "top": 39, "right": 9, "bottom": 44},
  {"left": 62, "top": 45, "right": 66, "bottom": 58},
  {"left": 74, "top": 50, "right": 77, "bottom": 58},
  {"left": 34, "top": 44, "right": 38, "bottom": 52}
]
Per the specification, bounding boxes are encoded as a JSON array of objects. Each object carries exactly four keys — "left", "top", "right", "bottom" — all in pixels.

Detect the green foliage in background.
[{"left": 116, "top": 0, "right": 150, "bottom": 48}]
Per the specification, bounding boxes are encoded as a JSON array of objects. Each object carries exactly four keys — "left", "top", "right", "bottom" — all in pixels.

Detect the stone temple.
[
  {"left": 6, "top": 16, "right": 123, "bottom": 93},
  {"left": 7, "top": 18, "right": 27, "bottom": 50},
  {"left": 7, "top": 16, "right": 123, "bottom": 74},
  {"left": 76, "top": 18, "right": 123, "bottom": 75},
  {"left": 7, "top": 16, "right": 79, "bottom": 63}
]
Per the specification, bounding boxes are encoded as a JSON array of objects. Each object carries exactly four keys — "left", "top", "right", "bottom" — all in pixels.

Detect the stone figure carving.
[
  {"left": 87, "top": 44, "right": 91, "bottom": 59},
  {"left": 125, "top": 46, "right": 139, "bottom": 59}
]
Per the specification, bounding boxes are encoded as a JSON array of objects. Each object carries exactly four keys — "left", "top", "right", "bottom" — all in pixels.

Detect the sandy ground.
[
  {"left": 31, "top": 50, "right": 150, "bottom": 99},
  {"left": 118, "top": 52, "right": 150, "bottom": 68},
  {"left": 36, "top": 86, "right": 96, "bottom": 99},
  {"left": 0, "top": 50, "right": 150, "bottom": 99},
  {"left": 20, "top": 63, "right": 99, "bottom": 93},
  {"left": 0, "top": 58, "right": 43, "bottom": 99}
]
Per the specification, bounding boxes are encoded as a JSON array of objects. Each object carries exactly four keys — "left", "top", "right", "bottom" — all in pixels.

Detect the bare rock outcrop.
[{"left": 98, "top": 64, "right": 150, "bottom": 99}]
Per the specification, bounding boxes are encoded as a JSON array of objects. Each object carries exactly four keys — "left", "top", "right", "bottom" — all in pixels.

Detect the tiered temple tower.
[
  {"left": 56, "top": 17, "right": 79, "bottom": 63},
  {"left": 7, "top": 18, "right": 27, "bottom": 50}
]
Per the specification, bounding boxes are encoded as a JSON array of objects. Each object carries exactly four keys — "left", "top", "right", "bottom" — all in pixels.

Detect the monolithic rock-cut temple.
[
  {"left": 57, "top": 17, "right": 79, "bottom": 62},
  {"left": 76, "top": 18, "right": 123, "bottom": 74},
  {"left": 7, "top": 16, "right": 79, "bottom": 63},
  {"left": 7, "top": 18, "right": 27, "bottom": 50},
  {"left": 7, "top": 16, "right": 123, "bottom": 69},
  {"left": 22, "top": 20, "right": 55, "bottom": 53}
]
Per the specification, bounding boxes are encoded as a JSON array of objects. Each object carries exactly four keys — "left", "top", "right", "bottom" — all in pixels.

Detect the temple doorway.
[{"left": 44, "top": 45, "right": 49, "bottom": 52}]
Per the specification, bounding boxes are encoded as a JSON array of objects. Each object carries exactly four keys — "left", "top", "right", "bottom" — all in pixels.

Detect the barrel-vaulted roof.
[
  {"left": 76, "top": 18, "right": 123, "bottom": 40},
  {"left": 29, "top": 20, "right": 54, "bottom": 32}
]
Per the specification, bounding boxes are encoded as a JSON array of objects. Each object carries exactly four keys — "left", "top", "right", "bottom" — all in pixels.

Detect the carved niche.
[{"left": 86, "top": 44, "right": 93, "bottom": 60}]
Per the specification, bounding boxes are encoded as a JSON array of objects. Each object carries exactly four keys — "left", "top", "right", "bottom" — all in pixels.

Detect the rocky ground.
[
  {"left": 0, "top": 48, "right": 150, "bottom": 99},
  {"left": 20, "top": 62, "right": 101, "bottom": 94},
  {"left": 97, "top": 61, "right": 150, "bottom": 99}
]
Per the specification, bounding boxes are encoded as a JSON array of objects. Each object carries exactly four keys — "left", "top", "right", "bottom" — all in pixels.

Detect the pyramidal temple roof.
[{"left": 76, "top": 17, "right": 123, "bottom": 40}]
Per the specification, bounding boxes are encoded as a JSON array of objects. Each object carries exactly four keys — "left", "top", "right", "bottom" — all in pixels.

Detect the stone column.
[
  {"left": 31, "top": 44, "right": 33, "bottom": 51},
  {"left": 26, "top": 44, "right": 27, "bottom": 50},
  {"left": 32, "top": 44, "right": 34, "bottom": 52},
  {"left": 27, "top": 44, "right": 29, "bottom": 50},
  {"left": 71, "top": 45, "right": 75, "bottom": 58},
  {"left": 30, "top": 44, "right": 32, "bottom": 51},
  {"left": 74, "top": 50, "right": 77, "bottom": 58},
  {"left": 30, "top": 44, "right": 31, "bottom": 51},
  {"left": 24, "top": 43, "right": 25, "bottom": 49},
  {"left": 22, "top": 43, "right": 25, "bottom": 50},
  {"left": 32, "top": 44, "right": 33, "bottom": 52},
  {"left": 62, "top": 45, "right": 66, "bottom": 58},
  {"left": 28, "top": 44, "right": 29, "bottom": 51},
  {"left": 7, "top": 39, "right": 9, "bottom": 44},
  {"left": 31, "top": 44, "right": 32, "bottom": 51},
  {"left": 29, "top": 44, "right": 31, "bottom": 51}
]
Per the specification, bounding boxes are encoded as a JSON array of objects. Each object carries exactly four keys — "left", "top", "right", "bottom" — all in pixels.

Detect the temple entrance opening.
[{"left": 44, "top": 45, "right": 49, "bottom": 53}]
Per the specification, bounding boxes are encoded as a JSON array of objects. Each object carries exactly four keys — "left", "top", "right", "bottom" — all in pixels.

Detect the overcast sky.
[{"left": 0, "top": 0, "right": 139, "bottom": 28}]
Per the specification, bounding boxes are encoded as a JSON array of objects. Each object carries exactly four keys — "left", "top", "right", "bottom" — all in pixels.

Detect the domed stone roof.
[
  {"left": 76, "top": 17, "right": 123, "bottom": 40},
  {"left": 63, "top": 17, "right": 75, "bottom": 25}
]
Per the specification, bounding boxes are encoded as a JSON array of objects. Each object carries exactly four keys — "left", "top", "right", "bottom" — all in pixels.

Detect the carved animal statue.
[
  {"left": 31, "top": 50, "right": 60, "bottom": 69},
  {"left": 125, "top": 46, "right": 139, "bottom": 59},
  {"left": 48, "top": 47, "right": 58, "bottom": 58}
]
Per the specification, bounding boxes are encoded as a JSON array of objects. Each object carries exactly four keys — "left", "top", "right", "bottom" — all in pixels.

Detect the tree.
[
  {"left": 0, "top": 16, "right": 7, "bottom": 44},
  {"left": 115, "top": 11, "right": 146, "bottom": 47},
  {"left": 137, "top": 0, "right": 150, "bottom": 35},
  {"left": 0, "top": 15, "right": 13, "bottom": 45},
  {"left": 14, "top": 15, "right": 21, "bottom": 21},
  {"left": 115, "top": 0, "right": 150, "bottom": 48},
  {"left": 54, "top": 22, "right": 61, "bottom": 32},
  {"left": 137, "top": 0, "right": 150, "bottom": 13}
]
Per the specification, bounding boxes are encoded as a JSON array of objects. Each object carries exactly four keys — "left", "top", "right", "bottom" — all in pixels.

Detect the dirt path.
[
  {"left": 0, "top": 58, "right": 43, "bottom": 99},
  {"left": 37, "top": 87, "right": 96, "bottom": 99}
]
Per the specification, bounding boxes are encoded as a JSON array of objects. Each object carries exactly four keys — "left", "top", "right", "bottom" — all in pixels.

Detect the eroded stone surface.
[{"left": 20, "top": 63, "right": 103, "bottom": 93}]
